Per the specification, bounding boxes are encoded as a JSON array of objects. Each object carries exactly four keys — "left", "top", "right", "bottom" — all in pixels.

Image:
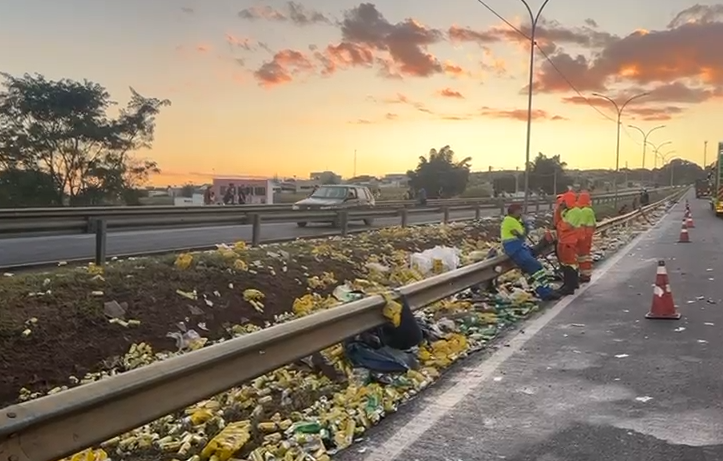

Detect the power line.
[
  {"left": 534, "top": 46, "right": 615, "bottom": 123},
  {"left": 474, "top": 0, "right": 641, "bottom": 144}
]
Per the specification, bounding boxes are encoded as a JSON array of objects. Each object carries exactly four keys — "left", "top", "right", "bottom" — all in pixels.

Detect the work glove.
[{"left": 522, "top": 216, "right": 535, "bottom": 231}]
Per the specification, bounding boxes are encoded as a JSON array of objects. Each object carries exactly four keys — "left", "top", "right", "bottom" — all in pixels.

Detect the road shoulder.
[{"left": 339, "top": 194, "right": 723, "bottom": 461}]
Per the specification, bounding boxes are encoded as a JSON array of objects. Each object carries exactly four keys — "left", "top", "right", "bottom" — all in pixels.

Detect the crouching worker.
[{"left": 501, "top": 204, "right": 560, "bottom": 301}]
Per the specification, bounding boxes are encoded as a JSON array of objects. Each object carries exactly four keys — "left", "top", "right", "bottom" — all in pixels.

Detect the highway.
[
  {"left": 0, "top": 207, "right": 508, "bottom": 268},
  {"left": 339, "top": 192, "right": 723, "bottom": 461}
]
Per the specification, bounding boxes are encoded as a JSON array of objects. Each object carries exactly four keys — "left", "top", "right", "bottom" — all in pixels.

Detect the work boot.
[
  {"left": 559, "top": 266, "right": 577, "bottom": 295},
  {"left": 571, "top": 268, "right": 580, "bottom": 289},
  {"left": 579, "top": 274, "right": 591, "bottom": 283}
]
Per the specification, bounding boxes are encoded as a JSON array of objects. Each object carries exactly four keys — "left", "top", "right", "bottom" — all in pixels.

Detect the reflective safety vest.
[{"left": 578, "top": 206, "right": 596, "bottom": 237}]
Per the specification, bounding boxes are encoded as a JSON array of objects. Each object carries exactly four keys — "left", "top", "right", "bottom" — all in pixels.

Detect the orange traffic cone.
[
  {"left": 646, "top": 260, "right": 681, "bottom": 320},
  {"left": 685, "top": 209, "right": 695, "bottom": 228},
  {"left": 678, "top": 218, "right": 690, "bottom": 243}
]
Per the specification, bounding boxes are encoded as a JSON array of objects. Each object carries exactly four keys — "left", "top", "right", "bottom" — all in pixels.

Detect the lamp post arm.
[
  {"left": 592, "top": 93, "right": 620, "bottom": 114},
  {"left": 619, "top": 92, "right": 649, "bottom": 114}
]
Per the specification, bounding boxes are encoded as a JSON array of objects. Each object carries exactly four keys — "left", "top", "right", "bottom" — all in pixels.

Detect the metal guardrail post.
[
  {"left": 86, "top": 218, "right": 97, "bottom": 234},
  {"left": 94, "top": 219, "right": 107, "bottom": 266},
  {"left": 442, "top": 207, "right": 450, "bottom": 224},
  {"left": 399, "top": 209, "right": 408, "bottom": 227},
  {"left": 535, "top": 200, "right": 540, "bottom": 212},
  {"left": 497, "top": 199, "right": 505, "bottom": 215},
  {"left": 474, "top": 205, "right": 481, "bottom": 220},
  {"left": 338, "top": 211, "right": 349, "bottom": 236},
  {"left": 251, "top": 214, "right": 261, "bottom": 247}
]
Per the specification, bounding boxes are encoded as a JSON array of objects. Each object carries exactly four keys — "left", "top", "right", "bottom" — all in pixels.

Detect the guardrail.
[
  {"left": 0, "top": 189, "right": 685, "bottom": 461},
  {"left": 0, "top": 188, "right": 672, "bottom": 235},
  {"left": 0, "top": 188, "right": 680, "bottom": 268},
  {"left": 0, "top": 187, "right": 653, "bottom": 219}
]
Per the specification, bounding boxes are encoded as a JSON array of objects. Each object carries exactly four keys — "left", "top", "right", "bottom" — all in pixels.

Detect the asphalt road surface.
[
  {"left": 337, "top": 191, "right": 723, "bottom": 461},
  {"left": 0, "top": 207, "right": 518, "bottom": 267}
]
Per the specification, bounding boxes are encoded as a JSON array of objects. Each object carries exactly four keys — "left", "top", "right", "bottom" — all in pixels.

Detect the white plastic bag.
[{"left": 410, "top": 246, "right": 460, "bottom": 275}]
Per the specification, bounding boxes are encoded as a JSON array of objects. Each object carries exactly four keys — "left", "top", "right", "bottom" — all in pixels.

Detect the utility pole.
[
  {"left": 704, "top": 140, "right": 708, "bottom": 168},
  {"left": 515, "top": 166, "right": 520, "bottom": 194},
  {"left": 628, "top": 124, "right": 665, "bottom": 185},
  {"left": 592, "top": 92, "right": 650, "bottom": 208},
  {"left": 353, "top": 149, "right": 357, "bottom": 178},
  {"left": 624, "top": 161, "right": 629, "bottom": 186},
  {"left": 553, "top": 169, "right": 557, "bottom": 195}
]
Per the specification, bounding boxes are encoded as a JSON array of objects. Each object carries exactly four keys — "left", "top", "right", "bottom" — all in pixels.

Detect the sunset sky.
[{"left": 1, "top": 0, "right": 721, "bottom": 184}]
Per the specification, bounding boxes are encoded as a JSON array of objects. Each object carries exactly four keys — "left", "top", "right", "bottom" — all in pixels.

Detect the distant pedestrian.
[
  {"left": 418, "top": 188, "right": 428, "bottom": 206},
  {"left": 640, "top": 188, "right": 650, "bottom": 206}
]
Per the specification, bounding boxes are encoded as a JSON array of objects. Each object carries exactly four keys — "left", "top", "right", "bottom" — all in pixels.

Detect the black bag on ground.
[{"left": 378, "top": 294, "right": 423, "bottom": 350}]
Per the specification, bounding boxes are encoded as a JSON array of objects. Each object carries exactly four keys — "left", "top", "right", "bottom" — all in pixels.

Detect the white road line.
[{"left": 360, "top": 200, "right": 676, "bottom": 461}]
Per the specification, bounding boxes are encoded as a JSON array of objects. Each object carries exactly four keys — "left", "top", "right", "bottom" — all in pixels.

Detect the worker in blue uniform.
[{"left": 500, "top": 204, "right": 561, "bottom": 301}]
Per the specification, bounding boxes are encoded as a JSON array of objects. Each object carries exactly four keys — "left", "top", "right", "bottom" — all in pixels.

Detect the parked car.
[{"left": 292, "top": 185, "right": 376, "bottom": 227}]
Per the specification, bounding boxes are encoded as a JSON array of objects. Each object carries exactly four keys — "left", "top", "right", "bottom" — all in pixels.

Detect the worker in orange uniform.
[
  {"left": 576, "top": 191, "right": 596, "bottom": 283},
  {"left": 556, "top": 192, "right": 580, "bottom": 294}
]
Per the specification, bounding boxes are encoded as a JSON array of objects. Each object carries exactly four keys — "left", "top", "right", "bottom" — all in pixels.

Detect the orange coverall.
[
  {"left": 556, "top": 193, "right": 578, "bottom": 268},
  {"left": 576, "top": 191, "right": 595, "bottom": 281}
]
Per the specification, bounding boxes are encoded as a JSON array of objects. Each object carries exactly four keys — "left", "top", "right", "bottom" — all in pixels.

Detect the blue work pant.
[{"left": 503, "top": 239, "right": 555, "bottom": 300}]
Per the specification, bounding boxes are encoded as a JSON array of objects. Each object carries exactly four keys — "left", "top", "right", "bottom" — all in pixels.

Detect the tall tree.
[
  {"left": 407, "top": 145, "right": 471, "bottom": 198},
  {"left": 528, "top": 153, "right": 571, "bottom": 195},
  {"left": 492, "top": 174, "right": 517, "bottom": 194},
  {"left": 0, "top": 169, "right": 59, "bottom": 207},
  {"left": 655, "top": 159, "right": 703, "bottom": 186},
  {"left": 0, "top": 73, "right": 170, "bottom": 206}
]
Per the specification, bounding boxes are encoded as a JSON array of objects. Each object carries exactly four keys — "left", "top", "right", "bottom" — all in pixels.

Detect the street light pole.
[
  {"left": 658, "top": 150, "right": 676, "bottom": 165},
  {"left": 704, "top": 140, "right": 708, "bottom": 168},
  {"left": 666, "top": 157, "right": 680, "bottom": 186},
  {"left": 628, "top": 124, "right": 665, "bottom": 184},
  {"left": 648, "top": 141, "right": 672, "bottom": 170},
  {"left": 520, "top": 0, "right": 550, "bottom": 214},
  {"left": 592, "top": 92, "right": 649, "bottom": 208}
]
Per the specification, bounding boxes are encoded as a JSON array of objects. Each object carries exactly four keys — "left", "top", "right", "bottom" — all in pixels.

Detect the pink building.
[{"left": 210, "top": 177, "right": 274, "bottom": 205}]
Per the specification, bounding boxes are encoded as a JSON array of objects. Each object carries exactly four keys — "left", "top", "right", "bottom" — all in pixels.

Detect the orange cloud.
[
  {"left": 442, "top": 61, "right": 468, "bottom": 77},
  {"left": 479, "top": 107, "right": 567, "bottom": 121},
  {"left": 254, "top": 49, "right": 314, "bottom": 87},
  {"left": 252, "top": 3, "right": 451, "bottom": 85},
  {"left": 437, "top": 88, "right": 464, "bottom": 98},
  {"left": 449, "top": 18, "right": 616, "bottom": 55},
  {"left": 531, "top": 9, "right": 723, "bottom": 99},
  {"left": 314, "top": 42, "right": 375, "bottom": 75},
  {"left": 563, "top": 82, "right": 722, "bottom": 107}
]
